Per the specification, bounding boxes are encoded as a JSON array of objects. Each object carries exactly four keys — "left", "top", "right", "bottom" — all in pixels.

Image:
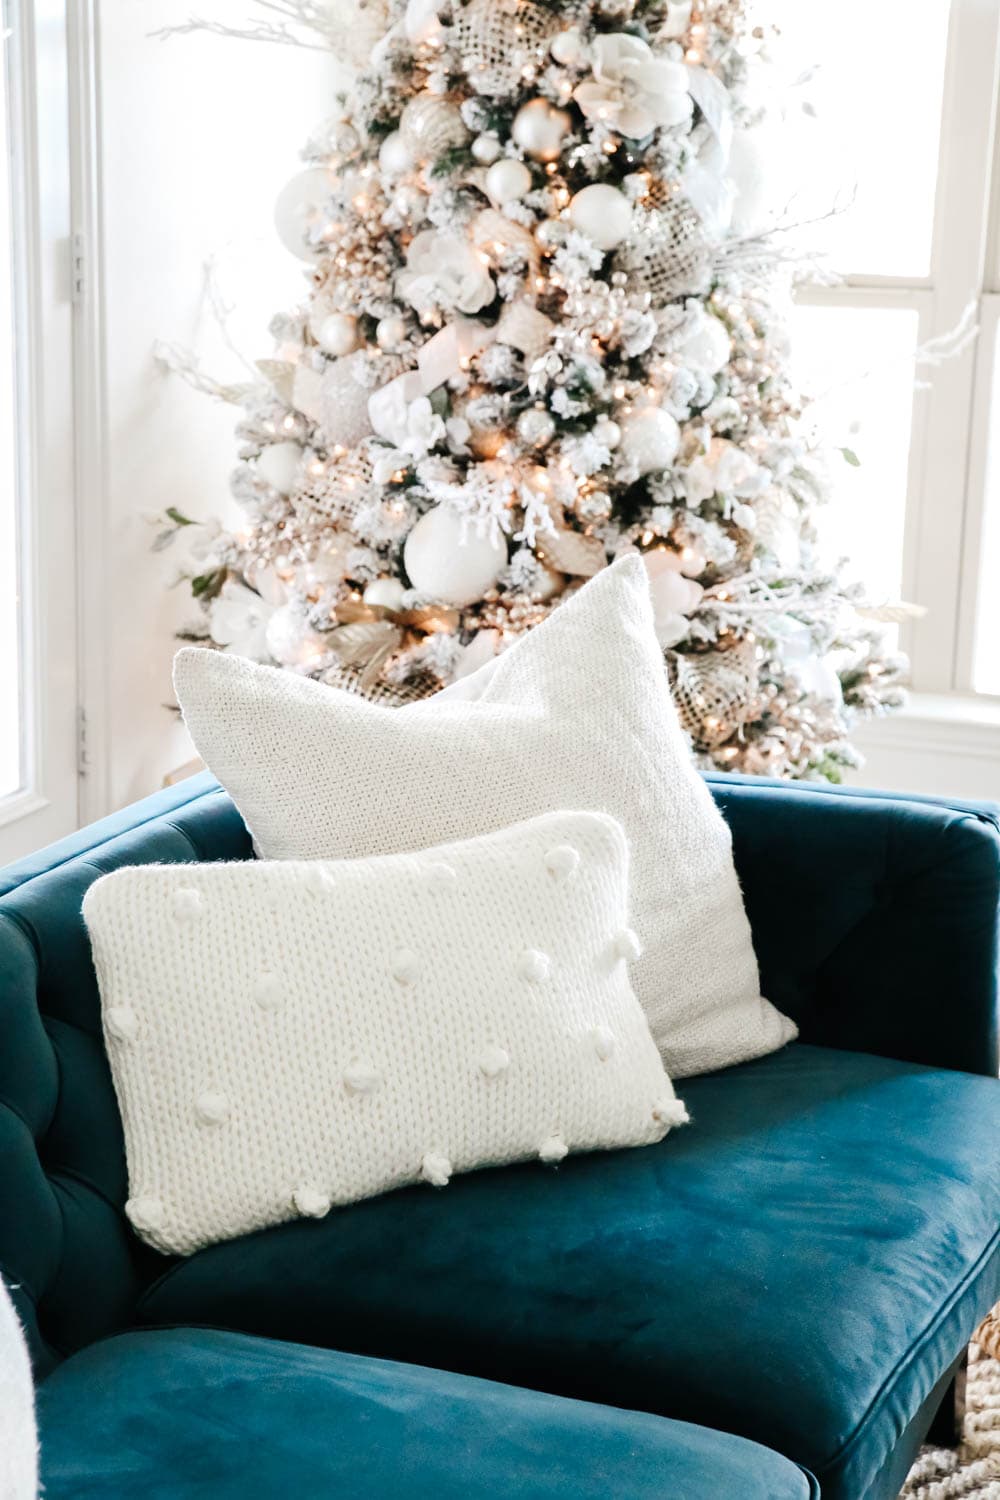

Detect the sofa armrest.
[{"left": 706, "top": 774, "right": 1000, "bottom": 1078}]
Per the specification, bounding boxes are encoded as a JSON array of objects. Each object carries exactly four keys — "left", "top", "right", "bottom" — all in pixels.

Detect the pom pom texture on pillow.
[
  {"left": 174, "top": 557, "right": 795, "bottom": 1078},
  {"left": 84, "top": 811, "right": 686, "bottom": 1256}
]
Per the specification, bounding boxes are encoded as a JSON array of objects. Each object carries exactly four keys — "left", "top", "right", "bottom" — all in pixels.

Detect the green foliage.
[
  {"left": 839, "top": 447, "right": 861, "bottom": 468},
  {"left": 166, "top": 506, "right": 195, "bottom": 527},
  {"left": 190, "top": 568, "right": 227, "bottom": 602},
  {"left": 430, "top": 145, "right": 475, "bottom": 179}
]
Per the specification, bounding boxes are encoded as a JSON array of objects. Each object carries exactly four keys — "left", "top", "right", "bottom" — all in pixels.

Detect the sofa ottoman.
[{"left": 36, "top": 1327, "right": 817, "bottom": 1498}]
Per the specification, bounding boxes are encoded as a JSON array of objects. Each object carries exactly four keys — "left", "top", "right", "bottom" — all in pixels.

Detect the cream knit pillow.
[
  {"left": 84, "top": 811, "right": 687, "bottom": 1257},
  {"left": 0, "top": 1279, "right": 37, "bottom": 1500},
  {"left": 174, "top": 557, "right": 795, "bottom": 1078}
]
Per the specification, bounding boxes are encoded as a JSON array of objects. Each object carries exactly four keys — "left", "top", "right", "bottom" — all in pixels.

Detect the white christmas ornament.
[
  {"left": 550, "top": 26, "right": 586, "bottom": 65},
  {"left": 265, "top": 604, "right": 327, "bottom": 668},
  {"left": 486, "top": 159, "right": 533, "bottom": 205},
  {"left": 379, "top": 130, "right": 415, "bottom": 178},
  {"left": 517, "top": 407, "right": 556, "bottom": 448},
  {"left": 512, "top": 99, "right": 571, "bottom": 162},
  {"left": 376, "top": 314, "right": 408, "bottom": 352},
  {"left": 472, "top": 133, "right": 503, "bottom": 164},
  {"left": 273, "top": 168, "right": 336, "bottom": 262},
  {"left": 677, "top": 308, "right": 731, "bottom": 375},
  {"left": 315, "top": 312, "right": 359, "bottom": 357},
  {"left": 404, "top": 505, "right": 507, "bottom": 607},
  {"left": 569, "top": 185, "right": 633, "bottom": 251},
  {"left": 594, "top": 416, "right": 622, "bottom": 449},
  {"left": 574, "top": 34, "right": 692, "bottom": 139},
  {"left": 256, "top": 441, "right": 303, "bottom": 495},
  {"left": 620, "top": 407, "right": 681, "bottom": 476},
  {"left": 364, "top": 577, "right": 407, "bottom": 611}
]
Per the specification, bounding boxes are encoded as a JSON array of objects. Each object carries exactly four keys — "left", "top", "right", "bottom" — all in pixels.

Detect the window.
[
  {"left": 762, "top": 0, "right": 1000, "bottom": 702},
  {"left": 0, "top": 0, "right": 81, "bottom": 863}
]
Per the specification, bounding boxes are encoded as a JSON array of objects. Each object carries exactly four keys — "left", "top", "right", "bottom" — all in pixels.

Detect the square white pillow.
[
  {"left": 174, "top": 556, "right": 795, "bottom": 1078},
  {"left": 84, "top": 810, "right": 687, "bottom": 1257}
]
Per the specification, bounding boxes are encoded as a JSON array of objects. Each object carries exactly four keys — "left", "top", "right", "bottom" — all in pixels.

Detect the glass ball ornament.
[
  {"left": 315, "top": 312, "right": 359, "bottom": 357},
  {"left": 376, "top": 313, "right": 408, "bottom": 352},
  {"left": 678, "top": 313, "right": 732, "bottom": 376},
  {"left": 623, "top": 411, "right": 681, "bottom": 477},
  {"left": 620, "top": 408, "right": 681, "bottom": 477},
  {"left": 594, "top": 416, "right": 621, "bottom": 450},
  {"left": 550, "top": 26, "right": 586, "bottom": 65},
  {"left": 512, "top": 99, "right": 571, "bottom": 162},
  {"left": 535, "top": 218, "right": 568, "bottom": 251},
  {"left": 379, "top": 130, "right": 415, "bottom": 178},
  {"left": 256, "top": 441, "right": 304, "bottom": 495},
  {"left": 403, "top": 505, "right": 507, "bottom": 607},
  {"left": 486, "top": 159, "right": 533, "bottom": 205},
  {"left": 472, "top": 133, "right": 503, "bottom": 164},
  {"left": 517, "top": 407, "right": 556, "bottom": 449},
  {"left": 574, "top": 488, "right": 613, "bottom": 525},
  {"left": 273, "top": 168, "right": 336, "bottom": 262},
  {"left": 363, "top": 576, "right": 407, "bottom": 611},
  {"left": 569, "top": 184, "right": 633, "bottom": 251}
]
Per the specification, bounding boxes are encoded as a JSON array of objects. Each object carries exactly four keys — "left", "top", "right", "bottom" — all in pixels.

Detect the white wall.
[{"left": 92, "top": 1, "right": 338, "bottom": 810}]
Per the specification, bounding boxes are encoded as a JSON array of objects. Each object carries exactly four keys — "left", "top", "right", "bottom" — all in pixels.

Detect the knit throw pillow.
[
  {"left": 174, "top": 556, "right": 795, "bottom": 1078},
  {"left": 83, "top": 811, "right": 687, "bottom": 1257},
  {"left": 0, "top": 1279, "right": 37, "bottom": 1500}
]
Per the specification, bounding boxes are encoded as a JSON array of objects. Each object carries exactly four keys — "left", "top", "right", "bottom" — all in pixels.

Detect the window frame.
[
  {"left": 0, "top": 0, "right": 82, "bottom": 863},
  {"left": 794, "top": 0, "right": 1000, "bottom": 706}
]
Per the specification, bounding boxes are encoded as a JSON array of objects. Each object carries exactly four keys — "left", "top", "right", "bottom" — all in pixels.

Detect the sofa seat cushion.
[
  {"left": 36, "top": 1327, "right": 816, "bottom": 1499},
  {"left": 139, "top": 1044, "right": 1000, "bottom": 1500}
]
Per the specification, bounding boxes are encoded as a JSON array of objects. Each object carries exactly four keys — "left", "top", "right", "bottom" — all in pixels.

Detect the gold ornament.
[
  {"left": 668, "top": 642, "right": 760, "bottom": 750},
  {"left": 399, "top": 95, "right": 469, "bottom": 162},
  {"left": 613, "top": 198, "right": 713, "bottom": 306},
  {"left": 535, "top": 526, "right": 606, "bottom": 578},
  {"left": 454, "top": 1, "right": 560, "bottom": 98}
]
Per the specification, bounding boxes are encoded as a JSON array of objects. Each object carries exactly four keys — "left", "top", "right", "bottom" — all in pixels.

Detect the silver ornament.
[
  {"left": 517, "top": 407, "right": 556, "bottom": 448},
  {"left": 472, "top": 133, "right": 503, "bottom": 164},
  {"left": 376, "top": 314, "right": 408, "bottom": 352}
]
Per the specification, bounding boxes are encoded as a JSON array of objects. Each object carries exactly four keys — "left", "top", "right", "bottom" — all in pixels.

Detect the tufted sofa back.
[
  {"left": 1, "top": 769, "right": 997, "bottom": 1378},
  {"left": 0, "top": 778, "right": 251, "bottom": 1377}
]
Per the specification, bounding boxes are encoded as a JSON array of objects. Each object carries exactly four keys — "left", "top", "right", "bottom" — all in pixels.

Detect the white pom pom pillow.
[
  {"left": 174, "top": 557, "right": 795, "bottom": 1078},
  {"left": 84, "top": 811, "right": 687, "bottom": 1257}
]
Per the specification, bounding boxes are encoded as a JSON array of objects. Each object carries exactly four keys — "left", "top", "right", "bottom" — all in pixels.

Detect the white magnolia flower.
[
  {"left": 643, "top": 548, "right": 704, "bottom": 647},
  {"left": 209, "top": 580, "right": 276, "bottom": 661},
  {"left": 397, "top": 230, "right": 495, "bottom": 317},
  {"left": 574, "top": 34, "right": 693, "bottom": 140},
  {"left": 683, "top": 438, "right": 769, "bottom": 506}
]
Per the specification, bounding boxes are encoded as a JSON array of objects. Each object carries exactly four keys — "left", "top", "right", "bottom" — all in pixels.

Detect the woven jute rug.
[{"left": 899, "top": 1342, "right": 1000, "bottom": 1497}]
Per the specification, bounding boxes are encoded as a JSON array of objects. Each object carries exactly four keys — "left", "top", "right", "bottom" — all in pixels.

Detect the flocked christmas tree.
[{"left": 158, "top": 0, "right": 907, "bottom": 780}]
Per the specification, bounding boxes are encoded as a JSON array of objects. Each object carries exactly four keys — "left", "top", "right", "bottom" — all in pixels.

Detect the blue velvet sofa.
[{"left": 4, "top": 771, "right": 1000, "bottom": 1498}]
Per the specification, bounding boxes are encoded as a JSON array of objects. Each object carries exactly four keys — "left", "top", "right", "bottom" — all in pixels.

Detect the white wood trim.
[
  {"left": 67, "top": 0, "right": 111, "bottom": 824},
  {"left": 0, "top": 0, "right": 81, "bottom": 865},
  {"left": 906, "top": 0, "right": 1000, "bottom": 691}
]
